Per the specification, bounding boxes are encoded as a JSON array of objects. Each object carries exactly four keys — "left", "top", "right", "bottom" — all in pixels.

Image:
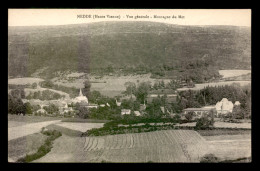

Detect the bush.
[
  {"left": 185, "top": 112, "right": 195, "bottom": 121},
  {"left": 195, "top": 116, "right": 214, "bottom": 130},
  {"left": 200, "top": 154, "right": 220, "bottom": 163},
  {"left": 17, "top": 129, "right": 62, "bottom": 163}
]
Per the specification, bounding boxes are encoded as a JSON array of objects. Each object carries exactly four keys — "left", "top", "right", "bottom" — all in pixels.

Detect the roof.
[{"left": 121, "top": 109, "right": 131, "bottom": 112}]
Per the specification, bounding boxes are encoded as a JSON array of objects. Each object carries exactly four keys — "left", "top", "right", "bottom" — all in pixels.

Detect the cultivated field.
[
  {"left": 8, "top": 115, "right": 61, "bottom": 141},
  {"left": 175, "top": 121, "right": 251, "bottom": 129},
  {"left": 219, "top": 70, "right": 251, "bottom": 79},
  {"left": 8, "top": 77, "right": 44, "bottom": 85},
  {"left": 52, "top": 73, "right": 172, "bottom": 97},
  {"left": 34, "top": 130, "right": 209, "bottom": 163},
  {"left": 177, "top": 81, "right": 251, "bottom": 91},
  {"left": 55, "top": 122, "right": 104, "bottom": 132}
]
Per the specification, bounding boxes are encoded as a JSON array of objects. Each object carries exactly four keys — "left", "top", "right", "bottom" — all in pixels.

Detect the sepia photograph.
[{"left": 8, "top": 9, "right": 251, "bottom": 163}]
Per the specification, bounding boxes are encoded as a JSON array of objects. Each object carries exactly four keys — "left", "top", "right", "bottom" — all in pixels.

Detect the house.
[
  {"left": 160, "top": 106, "right": 165, "bottom": 114},
  {"left": 36, "top": 108, "right": 47, "bottom": 115},
  {"left": 116, "top": 99, "right": 121, "bottom": 106},
  {"left": 120, "top": 94, "right": 137, "bottom": 101},
  {"left": 140, "top": 100, "right": 146, "bottom": 111},
  {"left": 234, "top": 101, "right": 241, "bottom": 106},
  {"left": 121, "top": 109, "right": 131, "bottom": 115},
  {"left": 134, "top": 111, "right": 141, "bottom": 116}
]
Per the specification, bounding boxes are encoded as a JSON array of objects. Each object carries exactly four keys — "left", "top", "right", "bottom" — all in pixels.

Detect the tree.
[
  {"left": 32, "top": 82, "right": 37, "bottom": 89},
  {"left": 77, "top": 106, "right": 89, "bottom": 119},
  {"left": 195, "top": 112, "right": 214, "bottom": 130},
  {"left": 82, "top": 79, "right": 91, "bottom": 97},
  {"left": 43, "top": 104, "right": 59, "bottom": 115},
  {"left": 124, "top": 82, "right": 136, "bottom": 98},
  {"left": 135, "top": 82, "right": 151, "bottom": 103},
  {"left": 8, "top": 94, "right": 26, "bottom": 114},
  {"left": 232, "top": 105, "right": 243, "bottom": 119},
  {"left": 185, "top": 111, "right": 195, "bottom": 121},
  {"left": 24, "top": 102, "right": 33, "bottom": 115}
]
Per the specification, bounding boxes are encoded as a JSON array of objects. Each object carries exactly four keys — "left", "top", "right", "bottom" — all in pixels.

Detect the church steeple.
[{"left": 79, "top": 88, "right": 83, "bottom": 97}]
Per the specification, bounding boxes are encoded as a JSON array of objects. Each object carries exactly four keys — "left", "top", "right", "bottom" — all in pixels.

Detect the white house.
[
  {"left": 134, "top": 111, "right": 141, "bottom": 116},
  {"left": 121, "top": 109, "right": 131, "bottom": 115},
  {"left": 215, "top": 98, "right": 234, "bottom": 115}
]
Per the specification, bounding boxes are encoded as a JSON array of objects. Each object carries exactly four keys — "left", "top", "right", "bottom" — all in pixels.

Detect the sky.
[{"left": 8, "top": 9, "right": 251, "bottom": 27}]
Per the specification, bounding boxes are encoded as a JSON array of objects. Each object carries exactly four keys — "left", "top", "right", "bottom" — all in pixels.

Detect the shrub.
[
  {"left": 195, "top": 115, "right": 214, "bottom": 130},
  {"left": 200, "top": 154, "right": 219, "bottom": 163},
  {"left": 17, "top": 129, "right": 62, "bottom": 163},
  {"left": 185, "top": 111, "right": 195, "bottom": 121}
]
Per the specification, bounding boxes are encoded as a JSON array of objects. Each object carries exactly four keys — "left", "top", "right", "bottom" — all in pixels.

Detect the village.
[{"left": 8, "top": 9, "right": 251, "bottom": 163}]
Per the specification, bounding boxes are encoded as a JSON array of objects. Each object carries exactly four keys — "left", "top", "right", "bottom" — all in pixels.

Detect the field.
[
  {"left": 175, "top": 121, "right": 251, "bottom": 129},
  {"left": 8, "top": 114, "right": 61, "bottom": 125},
  {"left": 177, "top": 81, "right": 251, "bottom": 91},
  {"left": 52, "top": 73, "right": 171, "bottom": 97},
  {"left": 219, "top": 70, "right": 251, "bottom": 79},
  {"left": 202, "top": 134, "right": 251, "bottom": 161},
  {"left": 34, "top": 130, "right": 209, "bottom": 163},
  {"left": 8, "top": 115, "right": 61, "bottom": 141},
  {"left": 8, "top": 133, "right": 48, "bottom": 162},
  {"left": 55, "top": 122, "right": 104, "bottom": 132},
  {"left": 8, "top": 77, "right": 44, "bottom": 85}
]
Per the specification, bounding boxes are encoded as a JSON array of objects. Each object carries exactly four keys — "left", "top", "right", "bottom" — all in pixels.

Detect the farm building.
[
  {"left": 183, "top": 108, "right": 213, "bottom": 118},
  {"left": 183, "top": 98, "right": 235, "bottom": 118},
  {"left": 146, "top": 94, "right": 177, "bottom": 104},
  {"left": 121, "top": 109, "right": 131, "bottom": 115},
  {"left": 147, "top": 89, "right": 177, "bottom": 104}
]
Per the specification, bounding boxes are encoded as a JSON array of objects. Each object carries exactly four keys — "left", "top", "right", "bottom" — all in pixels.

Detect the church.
[{"left": 72, "top": 88, "right": 98, "bottom": 108}]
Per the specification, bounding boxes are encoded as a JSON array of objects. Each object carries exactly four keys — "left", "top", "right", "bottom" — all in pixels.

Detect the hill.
[{"left": 8, "top": 21, "right": 251, "bottom": 78}]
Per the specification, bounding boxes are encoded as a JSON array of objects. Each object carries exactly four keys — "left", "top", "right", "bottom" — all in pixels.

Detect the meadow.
[
  {"left": 8, "top": 132, "right": 48, "bottom": 162},
  {"left": 8, "top": 77, "right": 44, "bottom": 85},
  {"left": 219, "top": 70, "right": 251, "bottom": 79}
]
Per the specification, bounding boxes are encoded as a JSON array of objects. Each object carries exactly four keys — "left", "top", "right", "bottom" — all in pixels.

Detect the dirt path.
[{"left": 8, "top": 120, "right": 61, "bottom": 141}]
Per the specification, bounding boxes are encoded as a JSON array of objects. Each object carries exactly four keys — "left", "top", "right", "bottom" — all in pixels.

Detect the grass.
[
  {"left": 8, "top": 77, "right": 44, "bottom": 85},
  {"left": 8, "top": 114, "right": 61, "bottom": 124},
  {"left": 17, "top": 130, "right": 62, "bottom": 163},
  {"left": 197, "top": 129, "right": 251, "bottom": 136},
  {"left": 62, "top": 118, "right": 110, "bottom": 123},
  {"left": 45, "top": 124, "right": 83, "bottom": 137},
  {"left": 219, "top": 70, "right": 251, "bottom": 79},
  {"left": 8, "top": 133, "right": 48, "bottom": 162},
  {"left": 56, "top": 122, "right": 104, "bottom": 132}
]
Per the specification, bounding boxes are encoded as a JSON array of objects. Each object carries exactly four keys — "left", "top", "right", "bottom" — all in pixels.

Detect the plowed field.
[{"left": 34, "top": 130, "right": 209, "bottom": 163}]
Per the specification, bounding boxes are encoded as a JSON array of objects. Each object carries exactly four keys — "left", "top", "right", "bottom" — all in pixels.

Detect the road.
[{"left": 8, "top": 120, "right": 61, "bottom": 141}]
